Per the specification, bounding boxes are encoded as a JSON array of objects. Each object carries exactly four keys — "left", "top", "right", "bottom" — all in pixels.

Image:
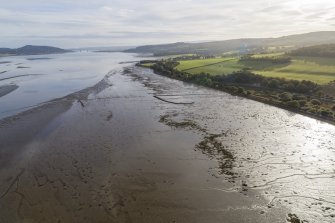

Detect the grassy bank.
[
  {"left": 174, "top": 56, "right": 335, "bottom": 84},
  {"left": 137, "top": 60, "right": 335, "bottom": 124}
]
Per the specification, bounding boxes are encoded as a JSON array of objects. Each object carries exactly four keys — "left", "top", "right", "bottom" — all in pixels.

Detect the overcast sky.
[{"left": 1, "top": 0, "right": 335, "bottom": 48}]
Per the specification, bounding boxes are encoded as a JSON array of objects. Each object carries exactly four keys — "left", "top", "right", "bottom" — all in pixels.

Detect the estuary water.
[
  {"left": 0, "top": 52, "right": 334, "bottom": 222},
  {"left": 0, "top": 51, "right": 138, "bottom": 119}
]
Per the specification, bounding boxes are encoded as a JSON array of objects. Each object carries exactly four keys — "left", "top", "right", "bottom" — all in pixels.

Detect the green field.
[
  {"left": 256, "top": 58, "right": 335, "bottom": 84},
  {"left": 162, "top": 54, "right": 195, "bottom": 59},
  {"left": 176, "top": 58, "right": 235, "bottom": 71},
  {"left": 140, "top": 63, "right": 155, "bottom": 68},
  {"left": 175, "top": 56, "right": 335, "bottom": 84},
  {"left": 177, "top": 58, "right": 243, "bottom": 75}
]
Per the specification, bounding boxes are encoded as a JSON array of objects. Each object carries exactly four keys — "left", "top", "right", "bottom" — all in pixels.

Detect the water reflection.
[
  {"left": 0, "top": 52, "right": 138, "bottom": 118},
  {"left": 131, "top": 66, "right": 335, "bottom": 222}
]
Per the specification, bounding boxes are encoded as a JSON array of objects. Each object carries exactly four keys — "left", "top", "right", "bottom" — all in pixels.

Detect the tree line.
[
  {"left": 239, "top": 55, "right": 291, "bottom": 64},
  {"left": 150, "top": 61, "right": 319, "bottom": 94},
  {"left": 140, "top": 60, "right": 334, "bottom": 121}
]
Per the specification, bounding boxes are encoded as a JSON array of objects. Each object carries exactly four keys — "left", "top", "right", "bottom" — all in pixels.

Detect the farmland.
[
  {"left": 176, "top": 58, "right": 243, "bottom": 75},
  {"left": 139, "top": 58, "right": 335, "bottom": 124},
  {"left": 174, "top": 55, "right": 335, "bottom": 84}
]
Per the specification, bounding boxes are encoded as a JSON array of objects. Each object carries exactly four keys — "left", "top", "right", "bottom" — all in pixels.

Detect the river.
[
  {"left": 0, "top": 51, "right": 139, "bottom": 119},
  {"left": 0, "top": 52, "right": 334, "bottom": 222}
]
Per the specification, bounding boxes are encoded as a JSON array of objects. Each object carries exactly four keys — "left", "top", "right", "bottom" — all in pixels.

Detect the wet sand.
[
  {"left": 0, "top": 85, "right": 19, "bottom": 98},
  {"left": 0, "top": 66, "right": 334, "bottom": 223}
]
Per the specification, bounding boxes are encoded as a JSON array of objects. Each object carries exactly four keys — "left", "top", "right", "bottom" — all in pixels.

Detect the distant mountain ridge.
[
  {"left": 0, "top": 45, "right": 71, "bottom": 56},
  {"left": 125, "top": 31, "right": 335, "bottom": 56}
]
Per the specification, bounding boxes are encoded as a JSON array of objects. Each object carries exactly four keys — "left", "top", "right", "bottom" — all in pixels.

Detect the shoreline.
[
  {"left": 0, "top": 72, "right": 111, "bottom": 125},
  {"left": 0, "top": 65, "right": 333, "bottom": 222},
  {"left": 0, "top": 68, "right": 283, "bottom": 222},
  {"left": 233, "top": 88, "right": 335, "bottom": 125},
  {"left": 137, "top": 64, "right": 335, "bottom": 126}
]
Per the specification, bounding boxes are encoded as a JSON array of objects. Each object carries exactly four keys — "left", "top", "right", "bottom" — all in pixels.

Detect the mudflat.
[
  {"left": 0, "top": 85, "right": 19, "bottom": 98},
  {"left": 0, "top": 66, "right": 334, "bottom": 223}
]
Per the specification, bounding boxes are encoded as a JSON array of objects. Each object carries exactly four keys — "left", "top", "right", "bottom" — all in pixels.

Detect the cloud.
[{"left": 0, "top": 0, "right": 335, "bottom": 48}]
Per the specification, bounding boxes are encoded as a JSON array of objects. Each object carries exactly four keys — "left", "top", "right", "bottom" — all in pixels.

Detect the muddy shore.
[{"left": 0, "top": 66, "right": 334, "bottom": 223}]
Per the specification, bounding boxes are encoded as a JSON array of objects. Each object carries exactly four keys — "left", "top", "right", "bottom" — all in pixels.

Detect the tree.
[
  {"left": 268, "top": 79, "right": 280, "bottom": 89},
  {"left": 279, "top": 92, "right": 292, "bottom": 102},
  {"left": 286, "top": 100, "right": 300, "bottom": 108},
  {"left": 310, "top": 99, "right": 321, "bottom": 106}
]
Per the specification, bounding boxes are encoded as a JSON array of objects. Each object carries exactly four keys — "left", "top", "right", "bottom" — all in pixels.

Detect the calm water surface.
[
  {"left": 0, "top": 51, "right": 138, "bottom": 118},
  {"left": 0, "top": 53, "right": 334, "bottom": 222}
]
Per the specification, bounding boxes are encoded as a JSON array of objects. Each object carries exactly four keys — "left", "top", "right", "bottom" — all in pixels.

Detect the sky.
[{"left": 1, "top": 0, "right": 335, "bottom": 48}]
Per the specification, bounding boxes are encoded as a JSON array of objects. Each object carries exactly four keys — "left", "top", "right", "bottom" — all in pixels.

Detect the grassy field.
[
  {"left": 174, "top": 56, "right": 335, "bottom": 84},
  {"left": 179, "top": 58, "right": 243, "bottom": 75},
  {"left": 256, "top": 58, "right": 335, "bottom": 84},
  {"left": 161, "top": 54, "right": 195, "bottom": 59},
  {"left": 140, "top": 63, "right": 155, "bottom": 68},
  {"left": 176, "top": 58, "right": 235, "bottom": 71}
]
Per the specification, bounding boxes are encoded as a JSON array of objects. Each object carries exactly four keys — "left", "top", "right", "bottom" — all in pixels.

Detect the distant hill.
[
  {"left": 125, "top": 40, "right": 266, "bottom": 56},
  {"left": 0, "top": 48, "right": 14, "bottom": 55},
  {"left": 125, "top": 31, "right": 335, "bottom": 56},
  {"left": 0, "top": 45, "right": 71, "bottom": 56},
  {"left": 72, "top": 46, "right": 133, "bottom": 52},
  {"left": 289, "top": 44, "right": 335, "bottom": 57}
]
